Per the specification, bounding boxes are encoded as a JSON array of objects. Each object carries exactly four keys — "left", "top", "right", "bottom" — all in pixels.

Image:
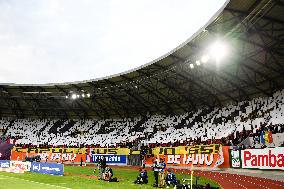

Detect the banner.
[
  {"left": 152, "top": 144, "right": 221, "bottom": 155},
  {"left": 145, "top": 146, "right": 230, "bottom": 168},
  {"left": 10, "top": 161, "right": 31, "bottom": 171},
  {"left": 89, "top": 155, "right": 127, "bottom": 165},
  {"left": 12, "top": 147, "right": 87, "bottom": 154},
  {"left": 11, "top": 147, "right": 86, "bottom": 163},
  {"left": 30, "top": 162, "right": 64, "bottom": 176},
  {"left": 241, "top": 147, "right": 284, "bottom": 170},
  {"left": 0, "top": 160, "right": 10, "bottom": 168}
]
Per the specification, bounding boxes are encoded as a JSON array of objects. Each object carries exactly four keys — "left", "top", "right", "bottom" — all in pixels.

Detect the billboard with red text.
[{"left": 241, "top": 147, "right": 284, "bottom": 170}]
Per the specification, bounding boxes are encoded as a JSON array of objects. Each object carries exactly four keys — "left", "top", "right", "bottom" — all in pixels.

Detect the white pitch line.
[{"left": 0, "top": 174, "right": 71, "bottom": 189}]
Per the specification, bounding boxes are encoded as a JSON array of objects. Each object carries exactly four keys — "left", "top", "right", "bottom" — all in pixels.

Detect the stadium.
[{"left": 0, "top": 0, "right": 284, "bottom": 188}]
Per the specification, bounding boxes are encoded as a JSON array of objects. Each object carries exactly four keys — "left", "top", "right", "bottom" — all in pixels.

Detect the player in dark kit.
[
  {"left": 166, "top": 169, "right": 177, "bottom": 188},
  {"left": 152, "top": 157, "right": 160, "bottom": 187},
  {"left": 103, "top": 165, "right": 113, "bottom": 181},
  {"left": 134, "top": 168, "right": 148, "bottom": 184}
]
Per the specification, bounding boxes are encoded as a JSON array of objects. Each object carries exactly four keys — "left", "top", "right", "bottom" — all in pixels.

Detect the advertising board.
[
  {"left": 145, "top": 145, "right": 230, "bottom": 168},
  {"left": 0, "top": 160, "right": 10, "bottom": 168},
  {"left": 10, "top": 161, "right": 31, "bottom": 171},
  {"left": 30, "top": 162, "right": 64, "bottom": 176},
  {"left": 89, "top": 154, "right": 127, "bottom": 165},
  {"left": 241, "top": 147, "right": 284, "bottom": 170},
  {"left": 11, "top": 147, "right": 86, "bottom": 163}
]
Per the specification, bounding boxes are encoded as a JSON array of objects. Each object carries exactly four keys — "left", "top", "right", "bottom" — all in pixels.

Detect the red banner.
[
  {"left": 11, "top": 147, "right": 86, "bottom": 163},
  {"left": 145, "top": 146, "right": 230, "bottom": 168}
]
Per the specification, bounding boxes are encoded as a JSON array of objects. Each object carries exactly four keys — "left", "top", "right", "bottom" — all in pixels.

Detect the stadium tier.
[{"left": 1, "top": 89, "right": 284, "bottom": 148}]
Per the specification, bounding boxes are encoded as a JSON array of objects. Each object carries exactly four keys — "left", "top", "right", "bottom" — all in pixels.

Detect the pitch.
[{"left": 0, "top": 166, "right": 220, "bottom": 189}]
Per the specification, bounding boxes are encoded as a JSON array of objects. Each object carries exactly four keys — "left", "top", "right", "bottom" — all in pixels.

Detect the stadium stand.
[{"left": 2, "top": 89, "right": 284, "bottom": 149}]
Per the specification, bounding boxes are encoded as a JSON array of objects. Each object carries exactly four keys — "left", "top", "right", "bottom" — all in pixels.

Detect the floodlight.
[
  {"left": 65, "top": 96, "right": 68, "bottom": 99},
  {"left": 82, "top": 94, "right": 85, "bottom": 98},
  {"left": 71, "top": 94, "right": 77, "bottom": 99},
  {"left": 76, "top": 94, "right": 80, "bottom": 98},
  {"left": 201, "top": 55, "right": 209, "bottom": 63},
  {"left": 86, "top": 93, "right": 91, "bottom": 98},
  {"left": 189, "top": 64, "right": 194, "bottom": 69},
  {"left": 209, "top": 41, "right": 227, "bottom": 61},
  {"left": 196, "top": 60, "right": 201, "bottom": 66}
]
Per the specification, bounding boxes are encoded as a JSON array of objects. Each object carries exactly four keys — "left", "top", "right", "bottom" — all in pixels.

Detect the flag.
[
  {"left": 6, "top": 138, "right": 11, "bottom": 144},
  {"left": 268, "top": 131, "right": 273, "bottom": 143},
  {"left": 260, "top": 131, "right": 265, "bottom": 144},
  {"left": 264, "top": 131, "right": 269, "bottom": 143}
]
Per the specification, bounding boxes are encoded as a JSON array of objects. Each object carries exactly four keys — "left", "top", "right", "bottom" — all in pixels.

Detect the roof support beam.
[
  {"left": 89, "top": 82, "right": 124, "bottom": 118},
  {"left": 54, "top": 85, "right": 83, "bottom": 119},
  {"left": 0, "top": 86, "right": 23, "bottom": 118},
  {"left": 70, "top": 84, "right": 104, "bottom": 119},
  {"left": 136, "top": 69, "right": 178, "bottom": 113},
  {"left": 118, "top": 75, "right": 161, "bottom": 114}
]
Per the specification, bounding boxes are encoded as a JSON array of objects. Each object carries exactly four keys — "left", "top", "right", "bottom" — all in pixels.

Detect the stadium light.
[
  {"left": 86, "top": 93, "right": 91, "bottom": 98},
  {"left": 201, "top": 55, "right": 209, "bottom": 63},
  {"left": 82, "top": 94, "right": 85, "bottom": 98},
  {"left": 189, "top": 63, "right": 194, "bottom": 69},
  {"left": 196, "top": 60, "right": 201, "bottom": 66},
  {"left": 71, "top": 94, "right": 77, "bottom": 99},
  {"left": 209, "top": 41, "right": 227, "bottom": 61}
]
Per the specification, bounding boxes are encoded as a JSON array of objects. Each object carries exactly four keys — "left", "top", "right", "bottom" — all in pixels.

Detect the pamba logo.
[{"left": 244, "top": 150, "right": 284, "bottom": 167}]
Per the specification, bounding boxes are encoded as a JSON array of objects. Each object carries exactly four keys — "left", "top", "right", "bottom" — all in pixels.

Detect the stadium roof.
[{"left": 0, "top": 0, "right": 283, "bottom": 119}]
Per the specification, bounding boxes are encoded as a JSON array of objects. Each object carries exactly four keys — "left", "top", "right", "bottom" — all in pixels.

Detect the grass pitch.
[{"left": 0, "top": 166, "right": 220, "bottom": 189}]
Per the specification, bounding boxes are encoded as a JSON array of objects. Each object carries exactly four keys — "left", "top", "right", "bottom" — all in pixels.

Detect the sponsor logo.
[
  {"left": 243, "top": 150, "right": 284, "bottom": 168},
  {"left": 10, "top": 161, "right": 31, "bottom": 171},
  {"left": 93, "top": 155, "right": 121, "bottom": 162},
  {"left": 91, "top": 155, "right": 127, "bottom": 164},
  {"left": 42, "top": 166, "right": 61, "bottom": 172},
  {"left": 167, "top": 154, "right": 214, "bottom": 166},
  {"left": 231, "top": 150, "right": 241, "bottom": 168},
  {"left": 0, "top": 161, "right": 10, "bottom": 168},
  {"left": 31, "top": 162, "right": 64, "bottom": 175},
  {"left": 32, "top": 164, "right": 41, "bottom": 172}
]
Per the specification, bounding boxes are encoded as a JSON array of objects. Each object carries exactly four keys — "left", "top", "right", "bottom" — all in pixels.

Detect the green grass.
[{"left": 0, "top": 166, "right": 220, "bottom": 189}]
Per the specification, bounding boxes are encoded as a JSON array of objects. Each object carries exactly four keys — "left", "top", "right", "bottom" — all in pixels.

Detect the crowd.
[{"left": 0, "top": 90, "right": 284, "bottom": 149}]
